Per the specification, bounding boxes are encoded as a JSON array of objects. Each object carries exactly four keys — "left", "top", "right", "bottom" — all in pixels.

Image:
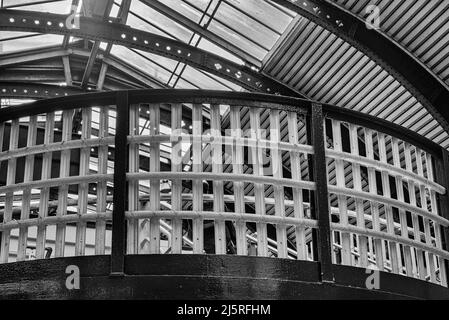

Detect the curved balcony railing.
[{"left": 0, "top": 89, "right": 448, "bottom": 288}]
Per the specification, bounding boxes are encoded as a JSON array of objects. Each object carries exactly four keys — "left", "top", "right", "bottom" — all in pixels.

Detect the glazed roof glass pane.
[{"left": 0, "top": 0, "right": 294, "bottom": 91}]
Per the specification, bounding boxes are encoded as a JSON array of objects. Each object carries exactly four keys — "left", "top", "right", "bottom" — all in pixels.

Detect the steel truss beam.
[
  {"left": 269, "top": 0, "right": 449, "bottom": 134},
  {"left": 0, "top": 44, "right": 168, "bottom": 89},
  {"left": 0, "top": 9, "right": 301, "bottom": 98},
  {"left": 0, "top": 82, "right": 87, "bottom": 99}
]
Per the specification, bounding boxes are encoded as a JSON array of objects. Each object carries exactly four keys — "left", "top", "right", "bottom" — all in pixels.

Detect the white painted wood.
[
  {"left": 192, "top": 103, "right": 204, "bottom": 254},
  {"left": 250, "top": 108, "right": 268, "bottom": 257},
  {"left": 230, "top": 106, "right": 247, "bottom": 256},
  {"left": 55, "top": 109, "right": 74, "bottom": 258},
  {"left": 1, "top": 119, "right": 19, "bottom": 263},
  {"left": 17, "top": 115, "right": 37, "bottom": 261},
  {"left": 364, "top": 129, "right": 384, "bottom": 270},
  {"left": 128, "top": 104, "right": 140, "bottom": 254},
  {"left": 149, "top": 104, "right": 161, "bottom": 254},
  {"left": 405, "top": 143, "right": 426, "bottom": 279},
  {"left": 288, "top": 111, "right": 306, "bottom": 260},
  {"left": 73, "top": 108, "right": 91, "bottom": 256},
  {"left": 270, "top": 109, "right": 287, "bottom": 258},
  {"left": 171, "top": 103, "right": 183, "bottom": 254},
  {"left": 36, "top": 113, "right": 55, "bottom": 259},
  {"left": 348, "top": 123, "right": 368, "bottom": 268},
  {"left": 392, "top": 138, "right": 413, "bottom": 276},
  {"left": 210, "top": 104, "right": 226, "bottom": 254},
  {"left": 332, "top": 120, "right": 351, "bottom": 265},
  {"left": 378, "top": 133, "right": 400, "bottom": 274},
  {"left": 95, "top": 106, "right": 108, "bottom": 255}
]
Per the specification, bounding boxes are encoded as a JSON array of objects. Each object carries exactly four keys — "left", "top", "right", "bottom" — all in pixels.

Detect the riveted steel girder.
[
  {"left": 0, "top": 9, "right": 302, "bottom": 98},
  {"left": 0, "top": 82, "right": 88, "bottom": 99},
  {"left": 270, "top": 0, "right": 449, "bottom": 134}
]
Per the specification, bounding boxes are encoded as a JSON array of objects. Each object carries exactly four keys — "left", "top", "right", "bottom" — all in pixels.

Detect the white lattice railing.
[{"left": 0, "top": 90, "right": 447, "bottom": 287}]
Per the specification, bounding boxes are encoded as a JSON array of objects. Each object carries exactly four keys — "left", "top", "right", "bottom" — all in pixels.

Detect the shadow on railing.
[{"left": 0, "top": 89, "right": 448, "bottom": 287}]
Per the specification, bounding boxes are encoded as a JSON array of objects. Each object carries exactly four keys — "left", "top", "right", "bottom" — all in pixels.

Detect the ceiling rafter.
[
  {"left": 0, "top": 81, "right": 86, "bottom": 99},
  {"left": 97, "top": 0, "right": 131, "bottom": 90},
  {"left": 0, "top": 9, "right": 301, "bottom": 97},
  {"left": 80, "top": 0, "right": 114, "bottom": 89},
  {"left": 0, "top": 45, "right": 167, "bottom": 91},
  {"left": 267, "top": 0, "right": 449, "bottom": 134}
]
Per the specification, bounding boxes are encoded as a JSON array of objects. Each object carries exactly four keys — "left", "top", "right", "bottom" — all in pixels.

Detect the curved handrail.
[
  {"left": 0, "top": 89, "right": 448, "bottom": 288},
  {"left": 0, "top": 89, "right": 443, "bottom": 155}
]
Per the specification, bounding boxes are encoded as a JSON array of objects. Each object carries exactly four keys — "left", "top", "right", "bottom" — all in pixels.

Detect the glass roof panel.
[
  {"left": 2, "top": 0, "right": 72, "bottom": 14},
  {"left": 207, "top": 19, "right": 266, "bottom": 60},
  {"left": 128, "top": 0, "right": 194, "bottom": 42},
  {"left": 176, "top": 65, "right": 232, "bottom": 90},
  {"left": 110, "top": 46, "right": 174, "bottom": 84},
  {"left": 225, "top": 0, "right": 294, "bottom": 33},
  {"left": 0, "top": 31, "right": 37, "bottom": 40},
  {"left": 0, "top": 34, "right": 63, "bottom": 54},
  {"left": 213, "top": 2, "right": 279, "bottom": 51}
]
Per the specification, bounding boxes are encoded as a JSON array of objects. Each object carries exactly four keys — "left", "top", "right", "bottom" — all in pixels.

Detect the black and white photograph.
[{"left": 0, "top": 0, "right": 448, "bottom": 307}]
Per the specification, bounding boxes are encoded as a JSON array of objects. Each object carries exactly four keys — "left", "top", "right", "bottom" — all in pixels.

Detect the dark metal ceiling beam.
[
  {"left": 80, "top": 0, "right": 114, "bottom": 89},
  {"left": 0, "top": 9, "right": 301, "bottom": 97},
  {"left": 0, "top": 81, "right": 87, "bottom": 99},
  {"left": 268, "top": 0, "right": 449, "bottom": 134},
  {"left": 97, "top": 0, "right": 131, "bottom": 90}
]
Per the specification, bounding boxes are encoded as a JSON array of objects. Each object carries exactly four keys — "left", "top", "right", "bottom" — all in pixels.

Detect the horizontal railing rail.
[{"left": 0, "top": 89, "right": 447, "bottom": 288}]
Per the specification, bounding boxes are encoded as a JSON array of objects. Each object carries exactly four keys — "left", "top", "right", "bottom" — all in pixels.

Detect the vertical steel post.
[
  {"left": 110, "top": 91, "right": 129, "bottom": 276},
  {"left": 310, "top": 103, "right": 334, "bottom": 282}
]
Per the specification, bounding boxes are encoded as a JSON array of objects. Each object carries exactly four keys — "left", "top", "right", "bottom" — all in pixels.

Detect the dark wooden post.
[
  {"left": 310, "top": 103, "right": 334, "bottom": 283},
  {"left": 110, "top": 91, "right": 129, "bottom": 276}
]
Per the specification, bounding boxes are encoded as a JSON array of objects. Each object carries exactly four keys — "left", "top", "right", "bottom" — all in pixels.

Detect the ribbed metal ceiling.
[
  {"left": 1, "top": 0, "right": 449, "bottom": 149},
  {"left": 263, "top": 1, "right": 449, "bottom": 148}
]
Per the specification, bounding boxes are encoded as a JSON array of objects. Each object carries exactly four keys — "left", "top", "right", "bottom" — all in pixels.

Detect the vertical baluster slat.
[
  {"left": 171, "top": 103, "right": 183, "bottom": 254},
  {"left": 128, "top": 105, "right": 140, "bottom": 254},
  {"left": 211, "top": 104, "right": 226, "bottom": 254},
  {"left": 417, "top": 149, "right": 436, "bottom": 283},
  {"left": 36, "top": 113, "right": 55, "bottom": 259},
  {"left": 17, "top": 116, "right": 37, "bottom": 261},
  {"left": 270, "top": 109, "right": 287, "bottom": 258},
  {"left": 378, "top": 133, "right": 400, "bottom": 274},
  {"left": 74, "top": 108, "right": 91, "bottom": 256},
  {"left": 230, "top": 106, "right": 247, "bottom": 256},
  {"left": 192, "top": 103, "right": 204, "bottom": 254},
  {"left": 405, "top": 144, "right": 426, "bottom": 279},
  {"left": 149, "top": 104, "right": 161, "bottom": 254},
  {"left": 331, "top": 120, "right": 351, "bottom": 265},
  {"left": 95, "top": 106, "right": 108, "bottom": 255},
  {"left": 365, "top": 129, "right": 384, "bottom": 270},
  {"left": 349, "top": 124, "right": 368, "bottom": 267},
  {"left": 288, "top": 111, "right": 306, "bottom": 260},
  {"left": 1, "top": 119, "right": 19, "bottom": 263},
  {"left": 250, "top": 108, "right": 268, "bottom": 257},
  {"left": 55, "top": 110, "right": 74, "bottom": 257},
  {"left": 415, "top": 147, "right": 432, "bottom": 281},
  {"left": 392, "top": 138, "right": 413, "bottom": 276}
]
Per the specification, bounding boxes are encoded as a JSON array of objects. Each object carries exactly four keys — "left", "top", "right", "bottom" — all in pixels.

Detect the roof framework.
[{"left": 1, "top": 0, "right": 448, "bottom": 148}]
